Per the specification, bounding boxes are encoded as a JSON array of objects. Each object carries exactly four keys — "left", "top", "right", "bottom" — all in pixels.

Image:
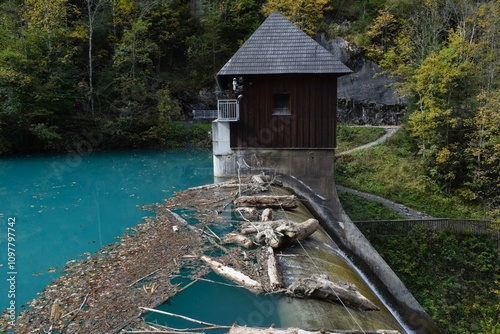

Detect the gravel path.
[
  {"left": 336, "top": 185, "right": 431, "bottom": 220},
  {"left": 335, "top": 126, "right": 400, "bottom": 157},
  {"left": 336, "top": 126, "right": 432, "bottom": 219}
]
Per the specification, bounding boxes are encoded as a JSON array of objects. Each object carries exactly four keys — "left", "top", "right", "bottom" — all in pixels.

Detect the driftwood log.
[
  {"left": 200, "top": 255, "right": 263, "bottom": 294},
  {"left": 240, "top": 218, "right": 319, "bottom": 248},
  {"left": 267, "top": 246, "right": 283, "bottom": 290},
  {"left": 229, "top": 324, "right": 400, "bottom": 334},
  {"left": 261, "top": 208, "right": 273, "bottom": 221},
  {"left": 234, "top": 195, "right": 300, "bottom": 209},
  {"left": 236, "top": 207, "right": 259, "bottom": 216},
  {"left": 221, "top": 232, "right": 254, "bottom": 248},
  {"left": 286, "top": 275, "right": 380, "bottom": 311}
]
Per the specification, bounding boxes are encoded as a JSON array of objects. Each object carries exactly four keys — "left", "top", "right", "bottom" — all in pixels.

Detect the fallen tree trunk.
[
  {"left": 267, "top": 247, "right": 283, "bottom": 290},
  {"left": 286, "top": 275, "right": 380, "bottom": 311},
  {"left": 200, "top": 255, "right": 263, "bottom": 294},
  {"left": 229, "top": 324, "right": 400, "bottom": 334},
  {"left": 234, "top": 195, "right": 300, "bottom": 209},
  {"left": 240, "top": 218, "right": 319, "bottom": 248}
]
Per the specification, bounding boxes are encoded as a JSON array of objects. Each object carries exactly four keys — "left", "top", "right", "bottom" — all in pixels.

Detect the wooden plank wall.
[{"left": 230, "top": 74, "right": 338, "bottom": 148}]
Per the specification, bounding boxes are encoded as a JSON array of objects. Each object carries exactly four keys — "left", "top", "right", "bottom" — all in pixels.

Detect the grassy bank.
[
  {"left": 335, "top": 126, "right": 488, "bottom": 219},
  {"left": 335, "top": 125, "right": 500, "bottom": 334}
]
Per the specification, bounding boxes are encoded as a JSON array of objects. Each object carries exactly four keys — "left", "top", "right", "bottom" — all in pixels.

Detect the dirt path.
[
  {"left": 336, "top": 185, "right": 431, "bottom": 219},
  {"left": 335, "top": 126, "right": 400, "bottom": 157},
  {"left": 336, "top": 126, "right": 432, "bottom": 219}
]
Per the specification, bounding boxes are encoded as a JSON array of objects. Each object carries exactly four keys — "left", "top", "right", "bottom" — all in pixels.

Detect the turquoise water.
[
  {"left": 146, "top": 272, "right": 282, "bottom": 331},
  {"left": 0, "top": 150, "right": 214, "bottom": 313}
]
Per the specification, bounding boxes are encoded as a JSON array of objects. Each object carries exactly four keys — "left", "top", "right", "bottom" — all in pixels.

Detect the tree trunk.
[
  {"left": 267, "top": 247, "right": 283, "bottom": 290},
  {"left": 240, "top": 218, "right": 319, "bottom": 248},
  {"left": 286, "top": 275, "right": 380, "bottom": 311},
  {"left": 200, "top": 255, "right": 263, "bottom": 294},
  {"left": 234, "top": 195, "right": 300, "bottom": 209}
]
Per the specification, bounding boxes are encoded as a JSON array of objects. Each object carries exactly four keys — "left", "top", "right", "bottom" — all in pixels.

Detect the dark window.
[{"left": 273, "top": 93, "right": 291, "bottom": 115}]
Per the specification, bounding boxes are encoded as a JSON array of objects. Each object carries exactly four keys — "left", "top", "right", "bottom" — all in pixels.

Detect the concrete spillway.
[
  {"left": 276, "top": 174, "right": 441, "bottom": 334},
  {"left": 259, "top": 187, "right": 406, "bottom": 332}
]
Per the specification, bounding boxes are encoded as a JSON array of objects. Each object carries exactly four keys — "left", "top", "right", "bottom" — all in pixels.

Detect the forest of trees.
[
  {"left": 0, "top": 0, "right": 267, "bottom": 154},
  {"left": 1, "top": 1, "right": 499, "bottom": 332},
  {"left": 0, "top": 0, "right": 498, "bottom": 217}
]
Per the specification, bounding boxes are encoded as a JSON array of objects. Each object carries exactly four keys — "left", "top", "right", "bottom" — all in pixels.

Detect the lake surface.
[{"left": 0, "top": 150, "right": 214, "bottom": 313}]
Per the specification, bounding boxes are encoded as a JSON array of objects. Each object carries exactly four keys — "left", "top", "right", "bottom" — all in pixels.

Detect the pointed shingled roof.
[{"left": 217, "top": 11, "right": 352, "bottom": 76}]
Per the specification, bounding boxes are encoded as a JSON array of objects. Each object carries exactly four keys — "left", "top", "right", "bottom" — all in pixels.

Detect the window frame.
[{"left": 272, "top": 93, "right": 291, "bottom": 116}]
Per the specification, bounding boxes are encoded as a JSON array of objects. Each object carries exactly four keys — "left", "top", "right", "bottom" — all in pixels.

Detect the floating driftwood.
[
  {"left": 200, "top": 255, "right": 264, "bottom": 294},
  {"left": 221, "top": 232, "right": 254, "bottom": 248},
  {"left": 236, "top": 207, "right": 259, "bottom": 216},
  {"left": 234, "top": 195, "right": 300, "bottom": 209},
  {"left": 229, "top": 324, "right": 400, "bottom": 334},
  {"left": 261, "top": 208, "right": 273, "bottom": 221},
  {"left": 267, "top": 247, "right": 283, "bottom": 290},
  {"left": 240, "top": 218, "right": 319, "bottom": 248},
  {"left": 287, "top": 275, "right": 380, "bottom": 311}
]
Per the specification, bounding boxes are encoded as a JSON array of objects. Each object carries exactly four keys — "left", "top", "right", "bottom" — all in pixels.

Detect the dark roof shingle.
[{"left": 217, "top": 11, "right": 352, "bottom": 76}]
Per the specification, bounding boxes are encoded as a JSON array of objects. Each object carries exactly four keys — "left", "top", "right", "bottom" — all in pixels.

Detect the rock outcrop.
[{"left": 324, "top": 36, "right": 407, "bottom": 125}]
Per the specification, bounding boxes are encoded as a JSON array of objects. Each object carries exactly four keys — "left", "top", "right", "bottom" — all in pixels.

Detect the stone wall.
[{"left": 337, "top": 98, "right": 406, "bottom": 125}]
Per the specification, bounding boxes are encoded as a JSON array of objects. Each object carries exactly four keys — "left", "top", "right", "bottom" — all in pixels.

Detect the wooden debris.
[
  {"left": 139, "top": 307, "right": 232, "bottom": 330},
  {"left": 286, "top": 275, "right": 380, "bottom": 311},
  {"left": 240, "top": 218, "right": 319, "bottom": 248},
  {"left": 250, "top": 175, "right": 268, "bottom": 191},
  {"left": 266, "top": 247, "right": 283, "bottom": 290},
  {"left": 234, "top": 195, "right": 300, "bottom": 209},
  {"left": 261, "top": 208, "right": 273, "bottom": 221},
  {"left": 49, "top": 299, "right": 61, "bottom": 323},
  {"left": 251, "top": 174, "right": 267, "bottom": 184},
  {"left": 229, "top": 324, "right": 400, "bottom": 334},
  {"left": 221, "top": 232, "right": 254, "bottom": 248},
  {"left": 200, "top": 255, "right": 264, "bottom": 294},
  {"left": 236, "top": 207, "right": 259, "bottom": 216}
]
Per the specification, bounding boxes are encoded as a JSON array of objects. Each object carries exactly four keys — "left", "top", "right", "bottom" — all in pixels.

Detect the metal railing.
[
  {"left": 217, "top": 99, "right": 239, "bottom": 121},
  {"left": 193, "top": 110, "right": 217, "bottom": 120}
]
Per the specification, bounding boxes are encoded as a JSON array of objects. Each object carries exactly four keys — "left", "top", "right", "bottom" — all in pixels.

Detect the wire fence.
[{"left": 354, "top": 218, "right": 500, "bottom": 252}]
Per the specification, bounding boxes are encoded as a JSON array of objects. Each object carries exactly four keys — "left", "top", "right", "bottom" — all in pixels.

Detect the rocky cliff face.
[{"left": 324, "top": 36, "right": 407, "bottom": 125}]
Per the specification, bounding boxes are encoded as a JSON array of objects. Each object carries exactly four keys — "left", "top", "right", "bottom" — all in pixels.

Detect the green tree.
[
  {"left": 187, "top": 0, "right": 263, "bottom": 88},
  {"left": 366, "top": 9, "right": 400, "bottom": 60},
  {"left": 106, "top": 15, "right": 158, "bottom": 145},
  {"left": 464, "top": 1, "right": 500, "bottom": 216},
  {"left": 85, "top": 0, "right": 108, "bottom": 117},
  {"left": 0, "top": 0, "right": 25, "bottom": 153},
  {"left": 407, "top": 29, "right": 478, "bottom": 190},
  {"left": 262, "top": 0, "right": 330, "bottom": 35},
  {"left": 380, "top": 0, "right": 500, "bottom": 205},
  {"left": 0, "top": 0, "right": 83, "bottom": 152}
]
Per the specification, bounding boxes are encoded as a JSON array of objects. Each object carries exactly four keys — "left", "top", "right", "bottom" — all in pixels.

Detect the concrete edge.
[{"left": 276, "top": 173, "right": 442, "bottom": 334}]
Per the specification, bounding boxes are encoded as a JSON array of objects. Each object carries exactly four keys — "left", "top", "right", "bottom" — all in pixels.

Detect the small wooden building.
[
  {"left": 216, "top": 11, "right": 351, "bottom": 149},
  {"left": 212, "top": 11, "right": 351, "bottom": 198}
]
